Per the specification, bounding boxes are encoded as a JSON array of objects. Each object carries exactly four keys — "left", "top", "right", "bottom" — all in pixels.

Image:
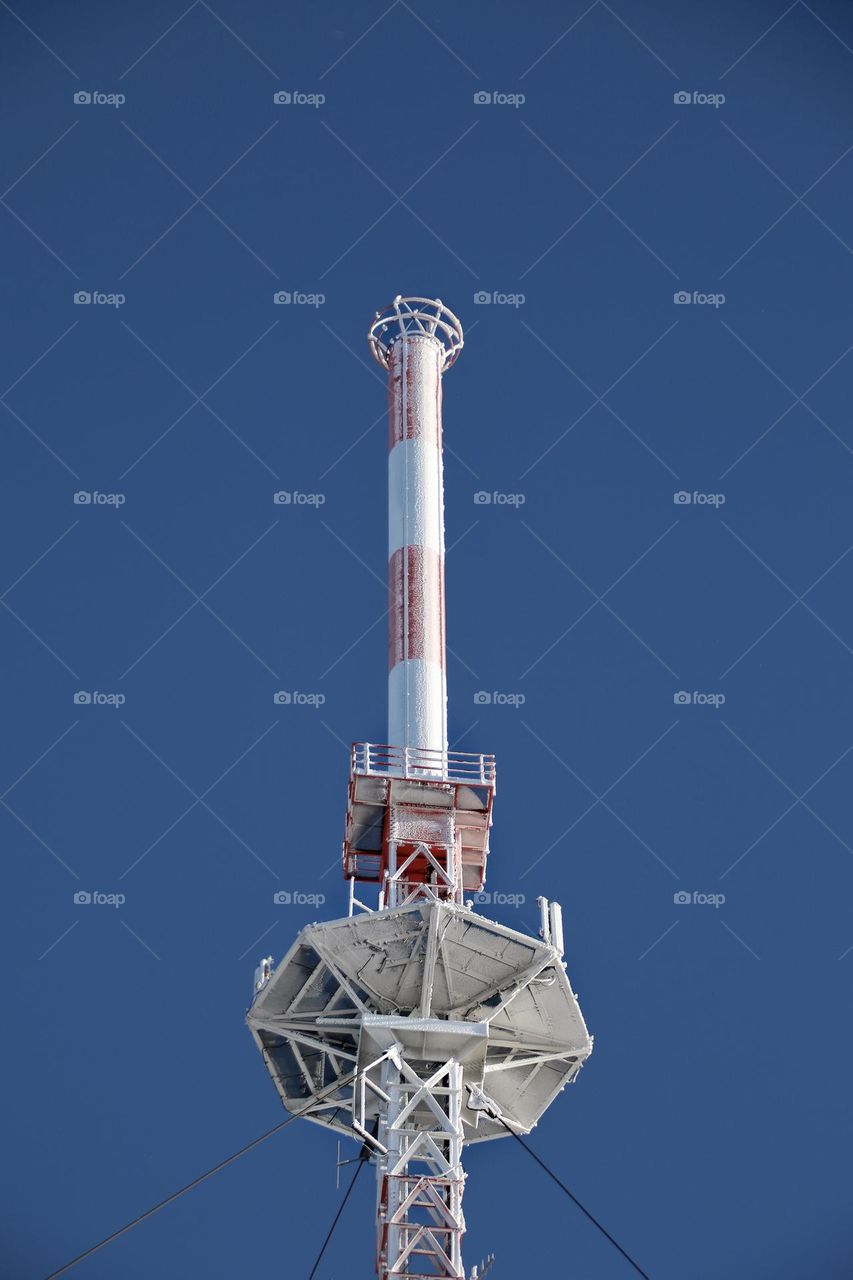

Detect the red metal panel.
[{"left": 388, "top": 546, "right": 445, "bottom": 669}]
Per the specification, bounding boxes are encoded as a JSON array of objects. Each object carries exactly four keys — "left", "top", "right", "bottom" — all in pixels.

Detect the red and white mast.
[
  {"left": 248, "top": 295, "right": 592, "bottom": 1280},
  {"left": 370, "top": 297, "right": 463, "bottom": 762}
]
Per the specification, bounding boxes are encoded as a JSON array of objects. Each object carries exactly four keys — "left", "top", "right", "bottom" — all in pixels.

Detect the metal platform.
[
  {"left": 247, "top": 902, "right": 592, "bottom": 1144},
  {"left": 344, "top": 744, "right": 496, "bottom": 898}
]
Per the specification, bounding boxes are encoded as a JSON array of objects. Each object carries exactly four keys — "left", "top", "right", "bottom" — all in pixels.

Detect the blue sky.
[{"left": 2, "top": 1, "right": 853, "bottom": 1277}]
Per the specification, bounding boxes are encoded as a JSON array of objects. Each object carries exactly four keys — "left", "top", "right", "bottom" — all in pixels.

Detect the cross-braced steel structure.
[{"left": 248, "top": 297, "right": 592, "bottom": 1279}]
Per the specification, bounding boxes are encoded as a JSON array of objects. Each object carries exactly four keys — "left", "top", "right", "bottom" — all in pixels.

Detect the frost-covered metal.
[
  {"left": 377, "top": 300, "right": 462, "bottom": 758},
  {"left": 248, "top": 297, "right": 592, "bottom": 1280}
]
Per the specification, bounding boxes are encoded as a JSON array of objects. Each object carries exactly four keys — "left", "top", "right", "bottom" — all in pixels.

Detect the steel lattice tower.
[{"left": 248, "top": 297, "right": 592, "bottom": 1280}]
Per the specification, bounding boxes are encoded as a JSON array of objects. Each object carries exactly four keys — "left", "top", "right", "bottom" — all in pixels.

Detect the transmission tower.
[{"left": 248, "top": 296, "right": 592, "bottom": 1279}]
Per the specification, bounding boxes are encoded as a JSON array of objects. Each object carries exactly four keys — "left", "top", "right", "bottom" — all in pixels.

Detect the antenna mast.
[{"left": 248, "top": 296, "right": 592, "bottom": 1280}]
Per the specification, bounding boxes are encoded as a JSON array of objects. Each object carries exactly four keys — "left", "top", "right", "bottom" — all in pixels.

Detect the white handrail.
[{"left": 353, "top": 741, "right": 495, "bottom": 785}]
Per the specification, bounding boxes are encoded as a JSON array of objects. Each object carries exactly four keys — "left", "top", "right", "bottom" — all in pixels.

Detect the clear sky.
[{"left": 3, "top": 2, "right": 853, "bottom": 1277}]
